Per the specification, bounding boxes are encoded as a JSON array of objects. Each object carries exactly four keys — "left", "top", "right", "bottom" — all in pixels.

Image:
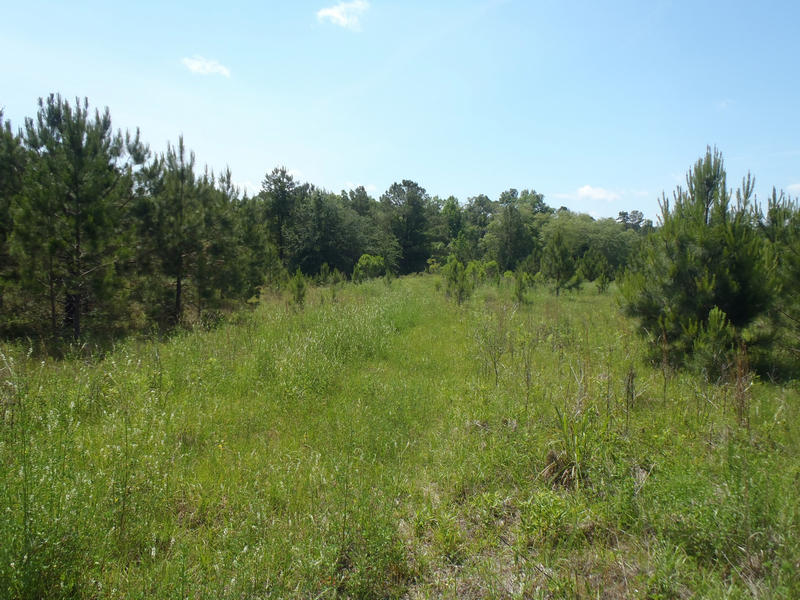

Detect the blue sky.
[{"left": 2, "top": 0, "right": 799, "bottom": 219}]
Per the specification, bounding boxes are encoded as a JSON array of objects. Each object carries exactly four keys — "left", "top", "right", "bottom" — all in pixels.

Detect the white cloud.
[
  {"left": 787, "top": 183, "right": 800, "bottom": 195},
  {"left": 181, "top": 56, "right": 231, "bottom": 78},
  {"left": 317, "top": 0, "right": 370, "bottom": 30},
  {"left": 576, "top": 185, "right": 620, "bottom": 203}
]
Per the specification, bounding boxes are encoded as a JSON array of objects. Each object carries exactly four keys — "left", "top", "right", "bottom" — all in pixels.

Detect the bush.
[
  {"left": 513, "top": 269, "right": 531, "bottom": 304},
  {"left": 352, "top": 254, "right": 385, "bottom": 283}
]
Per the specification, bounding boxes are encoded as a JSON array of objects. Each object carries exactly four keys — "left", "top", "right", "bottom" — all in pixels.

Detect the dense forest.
[{"left": 1, "top": 95, "right": 798, "bottom": 376}]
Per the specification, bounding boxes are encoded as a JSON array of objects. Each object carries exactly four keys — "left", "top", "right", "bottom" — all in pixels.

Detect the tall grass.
[{"left": 1, "top": 276, "right": 798, "bottom": 598}]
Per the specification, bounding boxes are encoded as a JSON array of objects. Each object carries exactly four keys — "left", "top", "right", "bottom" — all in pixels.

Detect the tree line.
[
  {"left": 0, "top": 95, "right": 649, "bottom": 348},
  {"left": 2, "top": 96, "right": 796, "bottom": 376}
]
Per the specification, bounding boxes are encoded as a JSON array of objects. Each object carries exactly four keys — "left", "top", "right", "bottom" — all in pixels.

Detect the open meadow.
[{"left": 2, "top": 275, "right": 799, "bottom": 598}]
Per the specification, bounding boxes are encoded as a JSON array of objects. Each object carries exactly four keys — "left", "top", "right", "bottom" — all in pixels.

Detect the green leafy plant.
[
  {"left": 288, "top": 268, "right": 307, "bottom": 307},
  {"left": 352, "top": 254, "right": 385, "bottom": 283}
]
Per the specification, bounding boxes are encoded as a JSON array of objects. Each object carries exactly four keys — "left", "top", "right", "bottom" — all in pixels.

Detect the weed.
[
  {"left": 473, "top": 302, "right": 514, "bottom": 387},
  {"left": 547, "top": 404, "right": 598, "bottom": 489}
]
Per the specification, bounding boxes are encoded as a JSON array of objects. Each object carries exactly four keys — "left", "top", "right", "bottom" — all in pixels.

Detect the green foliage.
[
  {"left": 622, "top": 148, "right": 774, "bottom": 368},
  {"left": 4, "top": 93, "right": 797, "bottom": 393},
  {"left": 2, "top": 277, "right": 800, "bottom": 598},
  {"left": 288, "top": 268, "right": 307, "bottom": 307},
  {"left": 380, "top": 180, "right": 430, "bottom": 274},
  {"left": 10, "top": 95, "right": 146, "bottom": 342},
  {"left": 464, "top": 260, "right": 482, "bottom": 288},
  {"left": 483, "top": 196, "right": 534, "bottom": 272},
  {"left": 284, "top": 189, "right": 370, "bottom": 277},
  {"left": 548, "top": 405, "right": 598, "bottom": 489},
  {"left": 562, "top": 265, "right": 585, "bottom": 293},
  {"left": 143, "top": 137, "right": 202, "bottom": 325},
  {"left": 260, "top": 166, "right": 300, "bottom": 261},
  {"left": 540, "top": 228, "right": 575, "bottom": 295},
  {"left": 352, "top": 253, "right": 385, "bottom": 282},
  {"left": 441, "top": 195, "right": 463, "bottom": 241},
  {"left": 761, "top": 190, "right": 800, "bottom": 374},
  {"left": 472, "top": 301, "right": 512, "bottom": 386},
  {"left": 513, "top": 268, "right": 531, "bottom": 304},
  {"left": 482, "top": 259, "right": 500, "bottom": 284},
  {"left": 596, "top": 271, "right": 610, "bottom": 294},
  {"left": 691, "top": 306, "right": 736, "bottom": 381},
  {"left": 581, "top": 246, "right": 611, "bottom": 282},
  {"left": 0, "top": 112, "right": 24, "bottom": 327},
  {"left": 441, "top": 255, "right": 472, "bottom": 304}
]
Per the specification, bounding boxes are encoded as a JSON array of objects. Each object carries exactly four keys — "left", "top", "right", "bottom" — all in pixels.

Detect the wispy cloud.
[
  {"left": 181, "top": 56, "right": 231, "bottom": 77},
  {"left": 317, "top": 0, "right": 370, "bottom": 30},
  {"left": 577, "top": 185, "right": 620, "bottom": 203},
  {"left": 716, "top": 98, "right": 734, "bottom": 111},
  {"left": 787, "top": 183, "right": 800, "bottom": 195}
]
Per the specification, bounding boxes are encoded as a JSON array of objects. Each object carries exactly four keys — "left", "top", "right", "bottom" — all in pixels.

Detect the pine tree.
[
  {"left": 541, "top": 228, "right": 574, "bottom": 296},
  {"left": 11, "top": 95, "right": 145, "bottom": 341},
  {"left": 260, "top": 166, "right": 300, "bottom": 262},
  {"left": 0, "top": 111, "right": 25, "bottom": 326},
  {"left": 194, "top": 168, "right": 248, "bottom": 319},
  {"left": 621, "top": 147, "right": 773, "bottom": 368},
  {"left": 761, "top": 189, "right": 800, "bottom": 369},
  {"left": 149, "top": 137, "right": 204, "bottom": 325}
]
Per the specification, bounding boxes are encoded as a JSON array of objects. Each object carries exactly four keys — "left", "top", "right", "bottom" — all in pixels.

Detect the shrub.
[
  {"left": 352, "top": 254, "right": 385, "bottom": 283},
  {"left": 483, "top": 260, "right": 500, "bottom": 284},
  {"left": 288, "top": 268, "right": 307, "bottom": 307},
  {"left": 513, "top": 269, "right": 531, "bottom": 304}
]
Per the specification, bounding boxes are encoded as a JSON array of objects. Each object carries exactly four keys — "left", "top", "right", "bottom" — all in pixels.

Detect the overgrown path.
[{"left": 2, "top": 276, "right": 799, "bottom": 598}]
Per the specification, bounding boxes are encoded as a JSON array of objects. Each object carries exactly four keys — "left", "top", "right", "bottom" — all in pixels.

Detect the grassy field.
[{"left": 1, "top": 275, "right": 799, "bottom": 599}]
